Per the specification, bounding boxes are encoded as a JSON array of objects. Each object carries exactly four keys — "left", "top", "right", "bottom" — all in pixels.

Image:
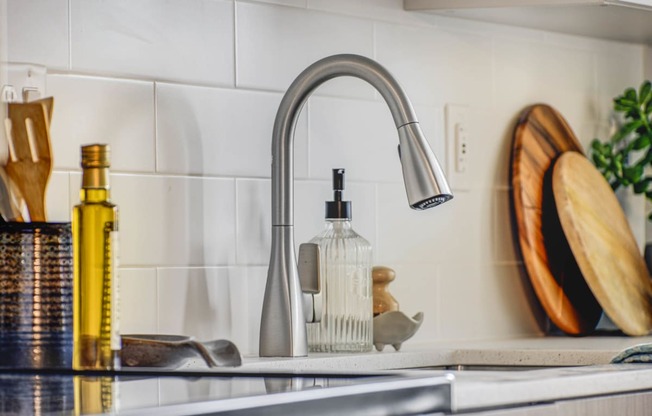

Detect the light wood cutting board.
[
  {"left": 511, "top": 104, "right": 602, "bottom": 335},
  {"left": 553, "top": 151, "right": 652, "bottom": 336}
]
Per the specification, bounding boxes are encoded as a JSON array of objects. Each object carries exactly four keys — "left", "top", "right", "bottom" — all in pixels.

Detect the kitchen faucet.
[{"left": 260, "top": 54, "right": 453, "bottom": 357}]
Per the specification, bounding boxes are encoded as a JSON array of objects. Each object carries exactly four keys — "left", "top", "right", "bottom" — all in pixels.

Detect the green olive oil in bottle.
[{"left": 72, "top": 144, "right": 120, "bottom": 370}]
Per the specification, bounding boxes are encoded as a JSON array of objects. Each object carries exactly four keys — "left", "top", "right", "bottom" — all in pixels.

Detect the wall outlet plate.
[{"left": 445, "top": 104, "right": 470, "bottom": 192}]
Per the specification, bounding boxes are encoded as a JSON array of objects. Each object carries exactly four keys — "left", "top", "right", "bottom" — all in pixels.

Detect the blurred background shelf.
[{"left": 404, "top": 0, "right": 652, "bottom": 44}]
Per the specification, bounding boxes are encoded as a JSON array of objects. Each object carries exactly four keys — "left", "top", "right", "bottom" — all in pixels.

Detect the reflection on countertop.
[{"left": 0, "top": 370, "right": 452, "bottom": 415}]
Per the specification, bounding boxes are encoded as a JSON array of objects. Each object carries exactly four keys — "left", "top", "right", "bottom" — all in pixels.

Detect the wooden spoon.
[{"left": 6, "top": 97, "right": 53, "bottom": 222}]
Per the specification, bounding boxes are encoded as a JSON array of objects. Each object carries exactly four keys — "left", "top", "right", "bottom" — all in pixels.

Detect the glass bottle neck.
[
  {"left": 80, "top": 167, "right": 110, "bottom": 203},
  {"left": 80, "top": 188, "right": 110, "bottom": 203},
  {"left": 325, "top": 219, "right": 352, "bottom": 230}
]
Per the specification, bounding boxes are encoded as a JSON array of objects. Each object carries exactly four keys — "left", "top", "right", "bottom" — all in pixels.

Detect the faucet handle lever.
[
  {"left": 298, "top": 243, "right": 322, "bottom": 323},
  {"left": 298, "top": 243, "right": 320, "bottom": 293}
]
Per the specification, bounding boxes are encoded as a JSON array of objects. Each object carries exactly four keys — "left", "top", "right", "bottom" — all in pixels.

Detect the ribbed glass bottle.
[
  {"left": 307, "top": 219, "right": 373, "bottom": 353},
  {"left": 306, "top": 169, "right": 373, "bottom": 352}
]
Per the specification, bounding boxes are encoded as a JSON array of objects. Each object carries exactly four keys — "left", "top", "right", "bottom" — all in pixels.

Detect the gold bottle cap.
[{"left": 81, "top": 144, "right": 111, "bottom": 169}]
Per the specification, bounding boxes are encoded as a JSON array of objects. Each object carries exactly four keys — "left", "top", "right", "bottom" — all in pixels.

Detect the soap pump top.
[{"left": 325, "top": 168, "right": 351, "bottom": 220}]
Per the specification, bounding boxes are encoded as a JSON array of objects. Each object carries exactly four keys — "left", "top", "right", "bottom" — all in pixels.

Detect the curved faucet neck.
[
  {"left": 261, "top": 54, "right": 451, "bottom": 357},
  {"left": 271, "top": 54, "right": 419, "bottom": 227}
]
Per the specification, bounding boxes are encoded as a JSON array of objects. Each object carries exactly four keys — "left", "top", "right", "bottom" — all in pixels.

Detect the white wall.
[{"left": 5, "top": 0, "right": 645, "bottom": 355}]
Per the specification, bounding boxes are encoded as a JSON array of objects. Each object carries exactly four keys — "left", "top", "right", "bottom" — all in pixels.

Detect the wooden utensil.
[
  {"left": 553, "top": 151, "right": 652, "bottom": 336},
  {"left": 511, "top": 104, "right": 602, "bottom": 335},
  {"left": 0, "top": 120, "right": 23, "bottom": 221},
  {"left": 6, "top": 97, "right": 53, "bottom": 222}
]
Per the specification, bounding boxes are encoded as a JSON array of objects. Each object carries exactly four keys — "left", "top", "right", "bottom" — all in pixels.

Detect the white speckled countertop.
[{"left": 240, "top": 336, "right": 652, "bottom": 412}]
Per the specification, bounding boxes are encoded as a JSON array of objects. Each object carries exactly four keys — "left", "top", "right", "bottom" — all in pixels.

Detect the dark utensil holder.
[{"left": 0, "top": 222, "right": 73, "bottom": 369}]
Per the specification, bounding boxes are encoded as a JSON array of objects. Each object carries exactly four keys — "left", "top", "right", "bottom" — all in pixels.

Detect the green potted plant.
[
  {"left": 591, "top": 80, "right": 652, "bottom": 207},
  {"left": 591, "top": 80, "right": 652, "bottom": 267}
]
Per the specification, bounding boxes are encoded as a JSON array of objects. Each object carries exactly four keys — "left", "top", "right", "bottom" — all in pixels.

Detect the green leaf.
[
  {"left": 632, "top": 134, "right": 651, "bottom": 150},
  {"left": 612, "top": 120, "right": 644, "bottom": 142},
  {"left": 625, "top": 87, "right": 638, "bottom": 102},
  {"left": 613, "top": 159, "right": 624, "bottom": 176},
  {"left": 615, "top": 103, "right": 631, "bottom": 112},
  {"left": 624, "top": 165, "right": 644, "bottom": 183},
  {"left": 642, "top": 148, "right": 652, "bottom": 165},
  {"left": 592, "top": 153, "right": 608, "bottom": 168},
  {"left": 634, "top": 178, "right": 651, "bottom": 194},
  {"left": 640, "top": 81, "right": 652, "bottom": 105}
]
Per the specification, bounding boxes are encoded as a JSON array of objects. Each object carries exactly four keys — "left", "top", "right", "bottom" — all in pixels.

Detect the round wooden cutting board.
[
  {"left": 553, "top": 151, "right": 652, "bottom": 336},
  {"left": 511, "top": 104, "right": 602, "bottom": 335}
]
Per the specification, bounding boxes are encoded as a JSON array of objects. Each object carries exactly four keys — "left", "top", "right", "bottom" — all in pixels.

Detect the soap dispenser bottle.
[{"left": 307, "top": 169, "right": 373, "bottom": 353}]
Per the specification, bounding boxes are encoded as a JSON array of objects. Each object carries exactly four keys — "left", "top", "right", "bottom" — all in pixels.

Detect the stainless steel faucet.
[{"left": 259, "top": 54, "right": 453, "bottom": 357}]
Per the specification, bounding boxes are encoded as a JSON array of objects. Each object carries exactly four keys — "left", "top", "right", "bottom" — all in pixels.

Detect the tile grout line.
[
  {"left": 68, "top": 0, "right": 72, "bottom": 70},
  {"left": 153, "top": 82, "right": 159, "bottom": 173},
  {"left": 234, "top": 178, "right": 240, "bottom": 265},
  {"left": 233, "top": 0, "right": 239, "bottom": 88}
]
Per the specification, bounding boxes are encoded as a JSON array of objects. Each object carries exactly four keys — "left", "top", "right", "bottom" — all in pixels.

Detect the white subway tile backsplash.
[
  {"left": 107, "top": 174, "right": 237, "bottom": 267},
  {"left": 248, "top": 0, "right": 307, "bottom": 7},
  {"left": 375, "top": 23, "right": 493, "bottom": 108},
  {"left": 477, "top": 264, "right": 544, "bottom": 338},
  {"left": 71, "top": 0, "right": 234, "bottom": 85},
  {"left": 48, "top": 75, "right": 156, "bottom": 172},
  {"left": 236, "top": 179, "right": 271, "bottom": 265},
  {"left": 242, "top": 267, "right": 268, "bottom": 356},
  {"left": 236, "top": 2, "right": 375, "bottom": 99},
  {"left": 595, "top": 44, "right": 644, "bottom": 124},
  {"left": 7, "top": 0, "right": 68, "bottom": 69},
  {"left": 156, "top": 83, "right": 308, "bottom": 177},
  {"left": 5, "top": 0, "right": 647, "bottom": 347},
  {"left": 437, "top": 261, "right": 487, "bottom": 341},
  {"left": 308, "top": 97, "right": 443, "bottom": 184},
  {"left": 309, "top": 96, "right": 400, "bottom": 183},
  {"left": 157, "top": 267, "right": 266, "bottom": 355},
  {"left": 377, "top": 183, "right": 485, "bottom": 265},
  {"left": 415, "top": 105, "right": 446, "bottom": 170},
  {"left": 493, "top": 38, "right": 595, "bottom": 140},
  {"left": 46, "top": 171, "right": 70, "bottom": 223},
  {"left": 120, "top": 268, "right": 158, "bottom": 335},
  {"left": 387, "top": 263, "right": 440, "bottom": 345},
  {"left": 493, "top": 188, "right": 519, "bottom": 264}
]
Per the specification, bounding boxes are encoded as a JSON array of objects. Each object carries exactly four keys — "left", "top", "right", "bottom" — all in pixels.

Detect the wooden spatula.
[{"left": 6, "top": 97, "right": 53, "bottom": 222}]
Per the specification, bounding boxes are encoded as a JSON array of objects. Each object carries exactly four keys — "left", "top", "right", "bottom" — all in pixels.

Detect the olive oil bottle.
[{"left": 72, "top": 144, "right": 120, "bottom": 370}]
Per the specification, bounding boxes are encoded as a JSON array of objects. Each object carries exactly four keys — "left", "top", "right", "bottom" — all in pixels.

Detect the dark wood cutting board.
[
  {"left": 511, "top": 104, "right": 602, "bottom": 335},
  {"left": 553, "top": 151, "right": 652, "bottom": 336}
]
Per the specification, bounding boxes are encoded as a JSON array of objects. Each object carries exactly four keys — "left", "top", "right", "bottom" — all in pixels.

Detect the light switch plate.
[{"left": 445, "top": 104, "right": 470, "bottom": 191}]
